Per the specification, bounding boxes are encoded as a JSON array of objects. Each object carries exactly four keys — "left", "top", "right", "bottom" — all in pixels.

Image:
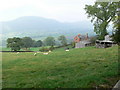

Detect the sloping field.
[{"left": 2, "top": 46, "right": 119, "bottom": 88}]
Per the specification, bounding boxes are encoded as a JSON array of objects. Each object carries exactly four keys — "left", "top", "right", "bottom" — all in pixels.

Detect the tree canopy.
[
  {"left": 44, "top": 36, "right": 55, "bottom": 46},
  {"left": 7, "top": 37, "right": 23, "bottom": 51},
  {"left": 112, "top": 2, "right": 120, "bottom": 45},
  {"left": 85, "top": 2, "right": 117, "bottom": 40},
  {"left": 22, "top": 37, "right": 33, "bottom": 49},
  {"left": 58, "top": 35, "right": 67, "bottom": 46},
  {"left": 33, "top": 40, "right": 43, "bottom": 47}
]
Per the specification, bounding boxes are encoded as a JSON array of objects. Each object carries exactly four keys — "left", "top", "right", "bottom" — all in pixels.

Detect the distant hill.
[
  {"left": 0, "top": 16, "right": 94, "bottom": 46},
  {"left": 1, "top": 16, "right": 94, "bottom": 35}
]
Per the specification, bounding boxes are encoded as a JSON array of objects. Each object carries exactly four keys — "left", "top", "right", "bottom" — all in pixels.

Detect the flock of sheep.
[{"left": 16, "top": 49, "right": 70, "bottom": 56}]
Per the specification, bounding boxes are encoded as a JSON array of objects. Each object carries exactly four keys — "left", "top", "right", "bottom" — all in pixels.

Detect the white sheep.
[
  {"left": 43, "top": 52, "right": 49, "bottom": 55},
  {"left": 16, "top": 52, "right": 19, "bottom": 54},
  {"left": 34, "top": 53, "right": 37, "bottom": 56},
  {"left": 49, "top": 50, "right": 51, "bottom": 53},
  {"left": 65, "top": 50, "right": 69, "bottom": 52}
]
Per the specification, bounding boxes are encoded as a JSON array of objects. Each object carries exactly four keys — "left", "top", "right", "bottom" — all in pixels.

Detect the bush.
[
  {"left": 49, "top": 45, "right": 54, "bottom": 51},
  {"left": 39, "top": 47, "right": 49, "bottom": 52},
  {"left": 71, "top": 42, "right": 75, "bottom": 48}
]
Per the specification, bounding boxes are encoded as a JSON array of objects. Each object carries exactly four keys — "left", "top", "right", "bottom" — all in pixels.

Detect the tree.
[
  {"left": 22, "top": 37, "right": 33, "bottom": 49},
  {"left": 85, "top": 2, "right": 117, "bottom": 40},
  {"left": 44, "top": 37, "right": 55, "bottom": 46},
  {"left": 112, "top": 2, "right": 120, "bottom": 45},
  {"left": 71, "top": 41, "right": 75, "bottom": 48},
  {"left": 7, "top": 37, "right": 23, "bottom": 51},
  {"left": 32, "top": 40, "right": 36, "bottom": 47},
  {"left": 33, "top": 40, "right": 43, "bottom": 47},
  {"left": 58, "top": 35, "right": 67, "bottom": 46}
]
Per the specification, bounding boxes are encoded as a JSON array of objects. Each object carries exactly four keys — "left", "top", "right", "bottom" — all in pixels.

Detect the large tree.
[
  {"left": 33, "top": 40, "right": 43, "bottom": 47},
  {"left": 112, "top": 2, "right": 120, "bottom": 45},
  {"left": 44, "top": 37, "right": 55, "bottom": 46},
  {"left": 85, "top": 2, "right": 117, "bottom": 40},
  {"left": 22, "top": 37, "right": 33, "bottom": 49},
  {"left": 7, "top": 37, "right": 23, "bottom": 51},
  {"left": 58, "top": 35, "right": 67, "bottom": 46}
]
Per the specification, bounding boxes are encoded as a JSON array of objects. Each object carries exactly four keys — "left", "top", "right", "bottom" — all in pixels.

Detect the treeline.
[{"left": 7, "top": 35, "right": 71, "bottom": 51}]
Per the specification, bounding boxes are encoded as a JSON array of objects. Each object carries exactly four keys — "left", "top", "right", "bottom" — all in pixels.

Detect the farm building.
[
  {"left": 74, "top": 33, "right": 91, "bottom": 48},
  {"left": 95, "top": 35, "right": 116, "bottom": 48}
]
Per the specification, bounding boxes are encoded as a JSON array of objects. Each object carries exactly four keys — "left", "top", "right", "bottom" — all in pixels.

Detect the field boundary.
[{"left": 0, "top": 51, "right": 35, "bottom": 52}]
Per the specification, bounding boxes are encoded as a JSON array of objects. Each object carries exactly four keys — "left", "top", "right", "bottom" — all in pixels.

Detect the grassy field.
[
  {"left": 0, "top": 47, "right": 40, "bottom": 51},
  {"left": 1, "top": 47, "right": 44, "bottom": 51},
  {"left": 2, "top": 46, "right": 119, "bottom": 88},
  {"left": 0, "top": 47, "right": 11, "bottom": 51},
  {"left": 1, "top": 45, "right": 72, "bottom": 51}
]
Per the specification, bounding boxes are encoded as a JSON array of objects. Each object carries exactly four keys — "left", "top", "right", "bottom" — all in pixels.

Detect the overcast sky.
[{"left": 0, "top": 0, "right": 96, "bottom": 22}]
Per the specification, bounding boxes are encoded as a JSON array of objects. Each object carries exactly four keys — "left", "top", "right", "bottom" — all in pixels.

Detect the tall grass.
[{"left": 2, "top": 46, "right": 119, "bottom": 88}]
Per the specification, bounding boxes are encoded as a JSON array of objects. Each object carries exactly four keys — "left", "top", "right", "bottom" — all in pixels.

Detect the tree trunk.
[{"left": 100, "top": 22, "right": 108, "bottom": 40}]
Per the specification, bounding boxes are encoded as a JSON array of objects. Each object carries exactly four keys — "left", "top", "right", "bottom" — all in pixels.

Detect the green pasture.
[
  {"left": 1, "top": 47, "right": 40, "bottom": 51},
  {"left": 2, "top": 46, "right": 119, "bottom": 88},
  {"left": 1, "top": 45, "right": 72, "bottom": 51},
  {"left": 1, "top": 47, "right": 45, "bottom": 51}
]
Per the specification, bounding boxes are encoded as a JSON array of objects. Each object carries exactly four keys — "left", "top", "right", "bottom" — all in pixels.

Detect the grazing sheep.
[
  {"left": 65, "top": 50, "right": 69, "bottom": 52},
  {"left": 43, "top": 52, "right": 49, "bottom": 55},
  {"left": 49, "top": 50, "right": 51, "bottom": 53},
  {"left": 34, "top": 53, "right": 37, "bottom": 56},
  {"left": 16, "top": 52, "right": 19, "bottom": 54}
]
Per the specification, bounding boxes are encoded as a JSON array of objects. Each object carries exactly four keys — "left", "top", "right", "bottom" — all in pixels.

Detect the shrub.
[
  {"left": 71, "top": 42, "right": 75, "bottom": 48},
  {"left": 39, "top": 47, "right": 49, "bottom": 52},
  {"left": 49, "top": 45, "right": 54, "bottom": 51}
]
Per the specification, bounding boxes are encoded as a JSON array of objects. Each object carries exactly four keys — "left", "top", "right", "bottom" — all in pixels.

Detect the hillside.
[
  {"left": 1, "top": 16, "right": 93, "bottom": 34},
  {"left": 2, "top": 46, "right": 119, "bottom": 88},
  {"left": 0, "top": 16, "right": 94, "bottom": 46},
  {"left": 1, "top": 16, "right": 114, "bottom": 47}
]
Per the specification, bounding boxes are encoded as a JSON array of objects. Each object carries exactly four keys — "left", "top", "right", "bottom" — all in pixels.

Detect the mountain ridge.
[
  {"left": 0, "top": 16, "right": 94, "bottom": 46},
  {"left": 1, "top": 16, "right": 93, "bottom": 34}
]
